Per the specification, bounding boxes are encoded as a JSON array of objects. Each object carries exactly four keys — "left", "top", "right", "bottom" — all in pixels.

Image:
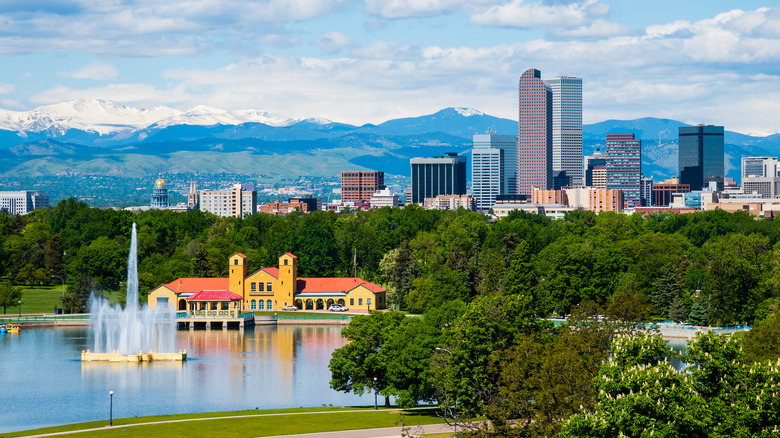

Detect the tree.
[
  {"left": 502, "top": 240, "right": 536, "bottom": 297},
  {"left": 741, "top": 311, "right": 780, "bottom": 364},
  {"left": 651, "top": 260, "right": 688, "bottom": 318},
  {"left": 688, "top": 298, "right": 708, "bottom": 326},
  {"left": 61, "top": 275, "right": 97, "bottom": 314},
  {"left": 329, "top": 310, "right": 408, "bottom": 407},
  {"left": 378, "top": 240, "right": 419, "bottom": 309},
  {"left": 0, "top": 281, "right": 22, "bottom": 314},
  {"left": 561, "top": 331, "right": 780, "bottom": 438}
]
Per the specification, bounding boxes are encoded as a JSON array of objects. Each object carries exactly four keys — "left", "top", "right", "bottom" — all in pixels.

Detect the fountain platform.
[{"left": 81, "top": 349, "right": 187, "bottom": 362}]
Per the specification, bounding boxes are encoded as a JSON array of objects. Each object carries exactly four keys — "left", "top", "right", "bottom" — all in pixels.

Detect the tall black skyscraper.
[
  {"left": 678, "top": 125, "right": 724, "bottom": 191},
  {"left": 410, "top": 153, "right": 467, "bottom": 204}
]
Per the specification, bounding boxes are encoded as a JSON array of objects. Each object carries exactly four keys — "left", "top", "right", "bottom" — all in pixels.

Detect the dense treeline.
[{"left": 2, "top": 198, "right": 780, "bottom": 323}]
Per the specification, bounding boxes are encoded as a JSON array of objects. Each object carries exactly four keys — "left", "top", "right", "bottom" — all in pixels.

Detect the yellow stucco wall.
[{"left": 147, "top": 286, "right": 177, "bottom": 311}]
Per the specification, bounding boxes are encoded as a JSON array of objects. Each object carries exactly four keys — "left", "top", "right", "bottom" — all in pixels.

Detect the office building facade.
[
  {"left": 200, "top": 185, "right": 257, "bottom": 218},
  {"left": 606, "top": 133, "right": 641, "bottom": 209},
  {"left": 679, "top": 125, "right": 724, "bottom": 191},
  {"left": 471, "top": 134, "right": 518, "bottom": 212},
  {"left": 0, "top": 190, "right": 49, "bottom": 215},
  {"left": 341, "top": 171, "right": 384, "bottom": 203},
  {"left": 545, "top": 76, "right": 583, "bottom": 186},
  {"left": 518, "top": 68, "right": 552, "bottom": 196},
  {"left": 641, "top": 176, "right": 653, "bottom": 207},
  {"left": 584, "top": 148, "right": 607, "bottom": 187},
  {"left": 410, "top": 153, "right": 467, "bottom": 204}
]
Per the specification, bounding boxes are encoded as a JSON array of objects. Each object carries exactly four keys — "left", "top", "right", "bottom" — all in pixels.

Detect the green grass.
[
  {"left": 5, "top": 285, "right": 124, "bottom": 315},
  {"left": 8, "top": 406, "right": 446, "bottom": 438}
]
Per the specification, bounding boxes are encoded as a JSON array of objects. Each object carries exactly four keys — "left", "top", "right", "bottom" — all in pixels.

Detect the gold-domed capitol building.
[{"left": 151, "top": 178, "right": 169, "bottom": 209}]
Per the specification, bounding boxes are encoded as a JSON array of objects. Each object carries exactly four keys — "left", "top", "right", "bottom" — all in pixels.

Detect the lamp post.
[
  {"left": 373, "top": 376, "right": 378, "bottom": 410},
  {"left": 435, "top": 347, "right": 456, "bottom": 437},
  {"left": 52, "top": 275, "right": 65, "bottom": 298},
  {"left": 109, "top": 391, "right": 114, "bottom": 426},
  {"left": 18, "top": 300, "right": 21, "bottom": 318}
]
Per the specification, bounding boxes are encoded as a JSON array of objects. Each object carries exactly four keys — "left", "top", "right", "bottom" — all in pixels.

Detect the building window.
[
  {"left": 267, "top": 283, "right": 272, "bottom": 292},
  {"left": 267, "top": 300, "right": 272, "bottom": 310},
  {"left": 259, "top": 282, "right": 264, "bottom": 292},
  {"left": 251, "top": 300, "right": 256, "bottom": 310},
  {"left": 251, "top": 283, "right": 256, "bottom": 292},
  {"left": 258, "top": 300, "right": 264, "bottom": 310},
  {"left": 234, "top": 259, "right": 238, "bottom": 265},
  {"left": 358, "top": 298, "right": 363, "bottom": 306},
  {"left": 284, "top": 259, "right": 288, "bottom": 265},
  {"left": 350, "top": 298, "right": 354, "bottom": 306},
  {"left": 367, "top": 298, "right": 372, "bottom": 306}
]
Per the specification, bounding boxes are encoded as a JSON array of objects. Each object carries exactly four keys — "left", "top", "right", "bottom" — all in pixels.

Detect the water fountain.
[{"left": 81, "top": 223, "right": 186, "bottom": 362}]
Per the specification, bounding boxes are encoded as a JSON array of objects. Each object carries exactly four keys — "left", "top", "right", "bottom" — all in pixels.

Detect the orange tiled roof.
[
  {"left": 297, "top": 277, "right": 385, "bottom": 294},
  {"left": 187, "top": 290, "right": 244, "bottom": 301},
  {"left": 263, "top": 267, "right": 279, "bottom": 278},
  {"left": 284, "top": 252, "right": 297, "bottom": 259},
  {"left": 234, "top": 253, "right": 247, "bottom": 258},
  {"left": 164, "top": 278, "right": 229, "bottom": 294}
]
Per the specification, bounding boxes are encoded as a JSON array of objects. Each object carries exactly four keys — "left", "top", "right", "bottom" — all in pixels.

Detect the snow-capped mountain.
[
  {"left": 0, "top": 99, "right": 311, "bottom": 135},
  {"left": 0, "top": 99, "right": 181, "bottom": 135}
]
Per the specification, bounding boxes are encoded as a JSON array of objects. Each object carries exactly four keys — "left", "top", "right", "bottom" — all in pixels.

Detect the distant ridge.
[{"left": 1, "top": 100, "right": 779, "bottom": 182}]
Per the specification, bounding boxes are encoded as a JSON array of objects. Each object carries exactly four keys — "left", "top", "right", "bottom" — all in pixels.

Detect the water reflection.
[{"left": 0, "top": 325, "right": 368, "bottom": 433}]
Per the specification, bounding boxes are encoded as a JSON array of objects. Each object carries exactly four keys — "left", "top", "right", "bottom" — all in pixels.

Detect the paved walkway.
[{"left": 261, "top": 423, "right": 454, "bottom": 438}]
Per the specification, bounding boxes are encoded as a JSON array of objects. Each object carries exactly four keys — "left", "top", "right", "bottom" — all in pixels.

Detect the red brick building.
[{"left": 341, "top": 171, "right": 384, "bottom": 203}]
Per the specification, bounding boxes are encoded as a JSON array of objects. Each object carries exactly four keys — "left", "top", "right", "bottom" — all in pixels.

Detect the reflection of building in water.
[{"left": 147, "top": 252, "right": 387, "bottom": 313}]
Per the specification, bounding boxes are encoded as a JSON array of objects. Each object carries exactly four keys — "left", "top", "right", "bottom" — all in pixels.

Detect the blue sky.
[{"left": 1, "top": 0, "right": 779, "bottom": 134}]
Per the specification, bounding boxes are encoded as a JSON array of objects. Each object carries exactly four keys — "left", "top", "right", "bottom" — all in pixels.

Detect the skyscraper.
[
  {"left": 584, "top": 148, "right": 607, "bottom": 187},
  {"left": 545, "top": 76, "right": 583, "bottom": 186},
  {"left": 678, "top": 125, "right": 724, "bottom": 191},
  {"left": 742, "top": 156, "right": 780, "bottom": 199},
  {"left": 518, "top": 68, "right": 552, "bottom": 196},
  {"left": 606, "top": 133, "right": 641, "bottom": 209},
  {"left": 471, "top": 133, "right": 518, "bottom": 211},
  {"left": 410, "top": 153, "right": 467, "bottom": 204}
]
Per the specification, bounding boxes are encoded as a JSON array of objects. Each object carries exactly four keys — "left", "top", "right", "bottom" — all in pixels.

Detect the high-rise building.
[
  {"left": 518, "top": 68, "right": 552, "bottom": 196},
  {"left": 0, "top": 190, "right": 49, "bottom": 215},
  {"left": 341, "top": 171, "right": 384, "bottom": 203},
  {"left": 199, "top": 184, "right": 256, "bottom": 218},
  {"left": 410, "top": 153, "right": 467, "bottom": 204},
  {"left": 545, "top": 76, "right": 583, "bottom": 186},
  {"left": 679, "top": 125, "right": 724, "bottom": 191},
  {"left": 151, "top": 179, "right": 169, "bottom": 209},
  {"left": 742, "top": 156, "right": 780, "bottom": 199},
  {"left": 641, "top": 175, "right": 653, "bottom": 207},
  {"left": 584, "top": 148, "right": 606, "bottom": 187},
  {"left": 606, "top": 133, "right": 642, "bottom": 209},
  {"left": 471, "top": 133, "right": 518, "bottom": 212}
]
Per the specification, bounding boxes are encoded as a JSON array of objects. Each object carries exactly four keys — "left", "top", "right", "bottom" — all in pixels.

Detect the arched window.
[
  {"left": 250, "top": 300, "right": 257, "bottom": 310},
  {"left": 266, "top": 300, "right": 273, "bottom": 311},
  {"left": 258, "top": 300, "right": 265, "bottom": 310}
]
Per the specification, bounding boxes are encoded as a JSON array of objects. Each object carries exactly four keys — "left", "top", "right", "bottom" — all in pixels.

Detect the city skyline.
[{"left": 0, "top": 2, "right": 778, "bottom": 135}]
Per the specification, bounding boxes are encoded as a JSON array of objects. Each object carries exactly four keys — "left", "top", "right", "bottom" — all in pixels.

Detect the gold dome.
[{"left": 154, "top": 179, "right": 166, "bottom": 189}]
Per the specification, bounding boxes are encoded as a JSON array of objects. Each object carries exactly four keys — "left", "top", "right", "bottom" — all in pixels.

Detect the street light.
[
  {"left": 373, "top": 376, "right": 378, "bottom": 410},
  {"left": 109, "top": 391, "right": 114, "bottom": 426},
  {"left": 52, "top": 275, "right": 65, "bottom": 298},
  {"left": 18, "top": 300, "right": 21, "bottom": 318},
  {"left": 435, "top": 347, "right": 456, "bottom": 437}
]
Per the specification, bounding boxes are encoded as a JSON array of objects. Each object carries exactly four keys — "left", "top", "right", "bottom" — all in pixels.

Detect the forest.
[
  {"left": 1, "top": 198, "right": 780, "bottom": 325},
  {"left": 2, "top": 199, "right": 780, "bottom": 435}
]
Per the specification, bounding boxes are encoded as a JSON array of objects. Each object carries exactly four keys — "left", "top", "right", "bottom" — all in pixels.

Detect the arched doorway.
[
  {"left": 306, "top": 299, "right": 314, "bottom": 310},
  {"left": 295, "top": 299, "right": 303, "bottom": 309},
  {"left": 327, "top": 299, "right": 335, "bottom": 308},
  {"left": 337, "top": 299, "right": 345, "bottom": 306},
  {"left": 316, "top": 299, "right": 324, "bottom": 310},
  {"left": 178, "top": 299, "right": 187, "bottom": 311}
]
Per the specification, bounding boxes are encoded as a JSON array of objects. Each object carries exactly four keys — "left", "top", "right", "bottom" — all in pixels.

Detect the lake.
[{"left": 0, "top": 325, "right": 370, "bottom": 433}]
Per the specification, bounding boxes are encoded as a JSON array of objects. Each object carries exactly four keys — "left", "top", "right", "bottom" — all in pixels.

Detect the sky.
[{"left": 1, "top": 0, "right": 779, "bottom": 135}]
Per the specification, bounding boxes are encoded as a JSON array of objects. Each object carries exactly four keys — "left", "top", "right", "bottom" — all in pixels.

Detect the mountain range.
[{"left": 2, "top": 99, "right": 779, "bottom": 183}]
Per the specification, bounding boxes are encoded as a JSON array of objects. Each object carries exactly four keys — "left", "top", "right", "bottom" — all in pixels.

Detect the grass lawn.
[
  {"left": 5, "top": 285, "right": 125, "bottom": 316},
  {"left": 8, "top": 406, "right": 446, "bottom": 438}
]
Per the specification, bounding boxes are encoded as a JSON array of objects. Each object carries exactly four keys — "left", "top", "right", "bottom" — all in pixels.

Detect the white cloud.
[
  {"left": 63, "top": 62, "right": 119, "bottom": 80},
  {"left": 313, "top": 31, "right": 355, "bottom": 54},
  {"left": 470, "top": 0, "right": 611, "bottom": 29},
  {"left": 0, "top": 83, "right": 14, "bottom": 94},
  {"left": 364, "top": 0, "right": 469, "bottom": 19}
]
